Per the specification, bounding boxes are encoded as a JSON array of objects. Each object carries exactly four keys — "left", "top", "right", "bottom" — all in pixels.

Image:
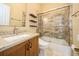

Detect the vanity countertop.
[{"left": 0, "top": 33, "right": 39, "bottom": 52}]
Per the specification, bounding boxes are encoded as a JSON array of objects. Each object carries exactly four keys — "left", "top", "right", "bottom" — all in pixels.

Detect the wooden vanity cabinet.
[
  {"left": 3, "top": 42, "right": 26, "bottom": 56},
  {"left": 0, "top": 36, "right": 39, "bottom": 56}
]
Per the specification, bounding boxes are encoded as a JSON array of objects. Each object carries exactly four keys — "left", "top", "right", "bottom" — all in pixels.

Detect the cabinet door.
[
  {"left": 28, "top": 39, "right": 33, "bottom": 56},
  {"left": 34, "top": 36, "right": 39, "bottom": 56},
  {"left": 29, "top": 36, "right": 39, "bottom": 56},
  {"left": 4, "top": 42, "right": 26, "bottom": 56}
]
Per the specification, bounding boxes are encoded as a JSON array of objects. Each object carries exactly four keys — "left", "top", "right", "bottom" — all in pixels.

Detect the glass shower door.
[{"left": 38, "top": 6, "right": 70, "bottom": 45}]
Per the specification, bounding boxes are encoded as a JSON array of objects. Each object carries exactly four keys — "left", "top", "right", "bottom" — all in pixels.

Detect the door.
[
  {"left": 29, "top": 36, "right": 39, "bottom": 56},
  {"left": 34, "top": 36, "right": 39, "bottom": 56}
]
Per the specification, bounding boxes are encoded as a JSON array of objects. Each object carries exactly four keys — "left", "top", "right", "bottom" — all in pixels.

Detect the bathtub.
[
  {"left": 39, "top": 36, "right": 72, "bottom": 56},
  {"left": 44, "top": 43, "right": 72, "bottom": 56},
  {"left": 40, "top": 36, "right": 69, "bottom": 46}
]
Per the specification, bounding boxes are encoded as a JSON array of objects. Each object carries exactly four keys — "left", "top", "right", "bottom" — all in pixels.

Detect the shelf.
[
  {"left": 29, "top": 14, "right": 37, "bottom": 18},
  {"left": 30, "top": 25, "right": 37, "bottom": 27},
  {"left": 29, "top": 20, "right": 37, "bottom": 23}
]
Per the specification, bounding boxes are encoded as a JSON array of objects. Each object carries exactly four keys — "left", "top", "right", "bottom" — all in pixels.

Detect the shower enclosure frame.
[{"left": 37, "top": 5, "right": 72, "bottom": 45}]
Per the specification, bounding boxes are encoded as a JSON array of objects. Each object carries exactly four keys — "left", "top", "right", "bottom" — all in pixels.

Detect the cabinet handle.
[
  {"left": 28, "top": 41, "right": 32, "bottom": 48},
  {"left": 29, "top": 42, "right": 32, "bottom": 48}
]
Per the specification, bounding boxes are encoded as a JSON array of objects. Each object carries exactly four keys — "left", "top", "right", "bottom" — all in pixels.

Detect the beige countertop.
[{"left": 0, "top": 33, "right": 39, "bottom": 52}]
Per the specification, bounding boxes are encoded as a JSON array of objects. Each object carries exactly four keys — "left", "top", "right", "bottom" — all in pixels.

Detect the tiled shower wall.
[{"left": 38, "top": 6, "right": 71, "bottom": 44}]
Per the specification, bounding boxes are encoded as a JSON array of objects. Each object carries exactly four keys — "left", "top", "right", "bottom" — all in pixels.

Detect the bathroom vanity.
[{"left": 0, "top": 33, "right": 39, "bottom": 56}]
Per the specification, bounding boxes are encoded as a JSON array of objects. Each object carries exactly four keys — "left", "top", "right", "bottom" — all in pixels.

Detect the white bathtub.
[
  {"left": 44, "top": 43, "right": 72, "bottom": 56},
  {"left": 40, "top": 36, "right": 68, "bottom": 46},
  {"left": 39, "top": 36, "right": 72, "bottom": 56}
]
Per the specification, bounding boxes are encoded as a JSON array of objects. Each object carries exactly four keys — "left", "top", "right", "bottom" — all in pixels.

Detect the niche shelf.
[
  {"left": 29, "top": 13, "right": 38, "bottom": 28},
  {"left": 29, "top": 14, "right": 37, "bottom": 18},
  {"left": 30, "top": 25, "right": 37, "bottom": 27},
  {"left": 29, "top": 20, "right": 37, "bottom": 23}
]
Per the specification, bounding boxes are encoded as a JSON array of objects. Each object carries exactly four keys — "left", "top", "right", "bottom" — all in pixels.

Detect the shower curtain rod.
[{"left": 38, "top": 5, "right": 71, "bottom": 14}]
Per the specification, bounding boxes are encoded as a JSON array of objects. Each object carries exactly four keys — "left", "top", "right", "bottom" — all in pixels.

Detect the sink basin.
[{"left": 4, "top": 34, "right": 30, "bottom": 42}]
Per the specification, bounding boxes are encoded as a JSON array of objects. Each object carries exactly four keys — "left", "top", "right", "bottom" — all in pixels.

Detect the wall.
[
  {"left": 9, "top": 3, "right": 26, "bottom": 26},
  {"left": 0, "top": 3, "right": 41, "bottom": 33},
  {"left": 7, "top": 3, "right": 68, "bottom": 33},
  {"left": 25, "top": 3, "right": 41, "bottom": 33},
  {"left": 72, "top": 4, "right": 79, "bottom": 48},
  {"left": 40, "top": 3, "right": 68, "bottom": 13},
  {"left": 8, "top": 3, "right": 68, "bottom": 33},
  {"left": 0, "top": 4, "right": 28, "bottom": 35}
]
